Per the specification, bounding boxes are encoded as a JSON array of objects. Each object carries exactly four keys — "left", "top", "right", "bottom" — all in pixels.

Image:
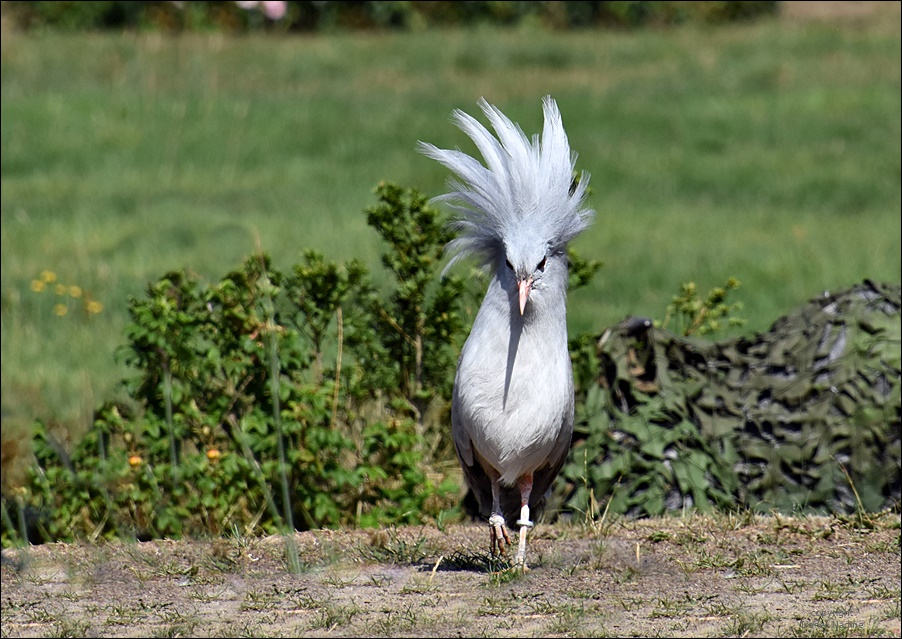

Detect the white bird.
[{"left": 419, "top": 96, "right": 594, "bottom": 568}]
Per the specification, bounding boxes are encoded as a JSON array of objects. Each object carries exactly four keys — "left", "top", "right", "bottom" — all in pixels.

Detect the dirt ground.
[{"left": 2, "top": 513, "right": 899, "bottom": 638}]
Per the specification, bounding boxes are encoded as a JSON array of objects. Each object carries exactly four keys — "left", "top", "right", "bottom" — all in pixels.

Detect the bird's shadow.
[
  {"left": 502, "top": 311, "right": 524, "bottom": 410},
  {"left": 417, "top": 549, "right": 518, "bottom": 574}
]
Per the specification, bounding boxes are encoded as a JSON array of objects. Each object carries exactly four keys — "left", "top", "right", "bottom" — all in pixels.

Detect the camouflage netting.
[{"left": 561, "top": 280, "right": 901, "bottom": 518}]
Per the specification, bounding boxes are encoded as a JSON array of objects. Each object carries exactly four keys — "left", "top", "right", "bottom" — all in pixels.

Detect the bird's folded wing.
[{"left": 451, "top": 401, "right": 475, "bottom": 467}]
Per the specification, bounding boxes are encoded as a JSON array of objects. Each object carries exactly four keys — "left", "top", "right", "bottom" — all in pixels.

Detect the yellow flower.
[
  {"left": 85, "top": 300, "right": 103, "bottom": 314},
  {"left": 40, "top": 270, "right": 57, "bottom": 283},
  {"left": 54, "top": 284, "right": 67, "bottom": 296},
  {"left": 69, "top": 286, "right": 83, "bottom": 298},
  {"left": 128, "top": 455, "right": 142, "bottom": 467},
  {"left": 31, "top": 280, "right": 45, "bottom": 292},
  {"left": 53, "top": 303, "right": 68, "bottom": 317},
  {"left": 206, "top": 448, "right": 221, "bottom": 461}
]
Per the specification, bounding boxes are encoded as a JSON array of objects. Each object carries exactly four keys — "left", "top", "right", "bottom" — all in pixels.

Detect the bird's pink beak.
[{"left": 518, "top": 277, "right": 533, "bottom": 316}]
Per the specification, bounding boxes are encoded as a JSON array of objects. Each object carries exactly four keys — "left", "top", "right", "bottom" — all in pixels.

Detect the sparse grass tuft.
[
  {"left": 786, "top": 616, "right": 893, "bottom": 638},
  {"left": 650, "top": 595, "right": 693, "bottom": 619},
  {"left": 440, "top": 549, "right": 516, "bottom": 574},
  {"left": 487, "top": 564, "right": 526, "bottom": 586},
  {"left": 309, "top": 602, "right": 361, "bottom": 632},
  {"left": 359, "top": 528, "right": 429, "bottom": 565},
  {"left": 366, "top": 603, "right": 426, "bottom": 635},
  {"left": 720, "top": 608, "right": 774, "bottom": 636},
  {"left": 546, "top": 602, "right": 590, "bottom": 634},
  {"left": 153, "top": 620, "right": 201, "bottom": 638},
  {"left": 47, "top": 618, "right": 92, "bottom": 638},
  {"left": 209, "top": 620, "right": 266, "bottom": 637},
  {"left": 240, "top": 589, "right": 278, "bottom": 612}
]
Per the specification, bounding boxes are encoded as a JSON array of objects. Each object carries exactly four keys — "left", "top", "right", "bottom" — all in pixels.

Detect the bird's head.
[{"left": 417, "top": 96, "right": 594, "bottom": 293}]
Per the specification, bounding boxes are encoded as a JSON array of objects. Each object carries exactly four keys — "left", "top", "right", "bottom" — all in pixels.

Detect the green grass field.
[{"left": 2, "top": 8, "right": 900, "bottom": 431}]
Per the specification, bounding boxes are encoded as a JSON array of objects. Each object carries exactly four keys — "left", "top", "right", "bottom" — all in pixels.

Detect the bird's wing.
[
  {"left": 533, "top": 395, "right": 575, "bottom": 502},
  {"left": 451, "top": 379, "right": 474, "bottom": 467},
  {"left": 530, "top": 437, "right": 571, "bottom": 510},
  {"left": 451, "top": 379, "right": 497, "bottom": 519}
]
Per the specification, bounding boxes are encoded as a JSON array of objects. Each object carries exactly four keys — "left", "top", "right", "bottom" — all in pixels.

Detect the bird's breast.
[{"left": 454, "top": 319, "right": 573, "bottom": 484}]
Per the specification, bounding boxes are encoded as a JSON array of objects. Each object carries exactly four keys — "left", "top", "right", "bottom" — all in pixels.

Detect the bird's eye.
[
  {"left": 505, "top": 259, "right": 514, "bottom": 270},
  {"left": 537, "top": 257, "right": 547, "bottom": 272}
]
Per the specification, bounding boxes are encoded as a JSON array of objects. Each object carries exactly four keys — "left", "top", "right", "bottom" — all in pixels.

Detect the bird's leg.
[
  {"left": 514, "top": 473, "right": 534, "bottom": 569},
  {"left": 488, "top": 473, "right": 511, "bottom": 556}
]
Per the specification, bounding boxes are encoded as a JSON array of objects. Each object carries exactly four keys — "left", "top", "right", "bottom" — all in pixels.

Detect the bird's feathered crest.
[{"left": 418, "top": 96, "right": 594, "bottom": 273}]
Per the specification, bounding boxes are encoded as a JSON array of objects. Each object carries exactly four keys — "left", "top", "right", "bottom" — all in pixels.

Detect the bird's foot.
[{"left": 488, "top": 514, "right": 511, "bottom": 556}]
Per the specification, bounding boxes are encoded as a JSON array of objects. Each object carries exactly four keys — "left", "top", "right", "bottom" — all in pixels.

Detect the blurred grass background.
[{"left": 1, "top": 2, "right": 900, "bottom": 435}]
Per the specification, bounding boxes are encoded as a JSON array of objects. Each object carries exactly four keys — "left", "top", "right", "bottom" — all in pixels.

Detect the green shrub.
[
  {"left": 1, "top": 183, "right": 462, "bottom": 544},
  {"left": 356, "top": 182, "right": 466, "bottom": 411}
]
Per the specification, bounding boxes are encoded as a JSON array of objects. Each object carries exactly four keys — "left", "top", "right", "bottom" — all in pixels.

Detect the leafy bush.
[
  {"left": 661, "top": 277, "right": 746, "bottom": 337},
  {"left": 356, "top": 182, "right": 466, "bottom": 411},
  {"left": 2, "top": 183, "right": 462, "bottom": 544}
]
